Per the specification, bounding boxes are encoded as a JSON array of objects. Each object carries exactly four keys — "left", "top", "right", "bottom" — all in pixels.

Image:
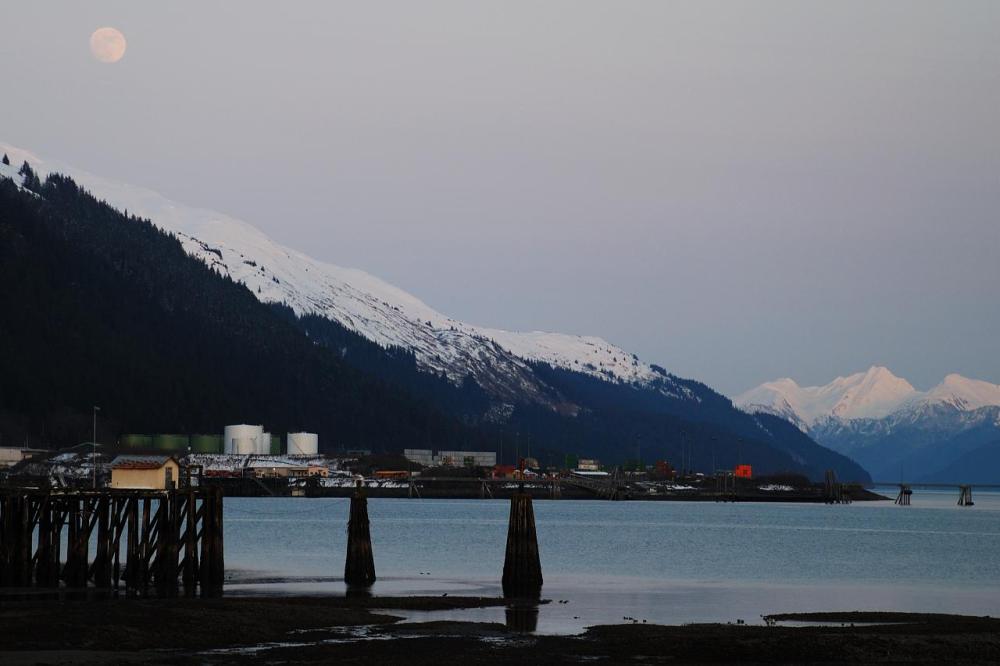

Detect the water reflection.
[
  {"left": 504, "top": 597, "right": 540, "bottom": 632},
  {"left": 345, "top": 585, "right": 373, "bottom": 600}
]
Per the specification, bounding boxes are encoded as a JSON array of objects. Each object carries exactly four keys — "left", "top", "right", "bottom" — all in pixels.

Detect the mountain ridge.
[
  {"left": 1, "top": 141, "right": 691, "bottom": 412},
  {"left": 736, "top": 367, "right": 1000, "bottom": 482},
  {"left": 0, "top": 142, "right": 871, "bottom": 481}
]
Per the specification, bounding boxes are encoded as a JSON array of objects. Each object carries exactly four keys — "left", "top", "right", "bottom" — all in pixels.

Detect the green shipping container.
[
  {"left": 152, "top": 434, "right": 190, "bottom": 451},
  {"left": 190, "top": 434, "right": 222, "bottom": 454},
  {"left": 269, "top": 435, "right": 282, "bottom": 455},
  {"left": 121, "top": 434, "right": 152, "bottom": 449}
]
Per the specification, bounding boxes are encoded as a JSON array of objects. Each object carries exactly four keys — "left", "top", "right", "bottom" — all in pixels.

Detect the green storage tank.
[
  {"left": 190, "top": 434, "right": 222, "bottom": 454},
  {"left": 121, "top": 434, "right": 152, "bottom": 449},
  {"left": 269, "top": 435, "right": 282, "bottom": 455},
  {"left": 152, "top": 434, "right": 190, "bottom": 451}
]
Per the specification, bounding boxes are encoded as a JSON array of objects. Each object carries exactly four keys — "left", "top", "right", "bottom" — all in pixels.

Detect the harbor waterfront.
[{"left": 223, "top": 490, "right": 1000, "bottom": 631}]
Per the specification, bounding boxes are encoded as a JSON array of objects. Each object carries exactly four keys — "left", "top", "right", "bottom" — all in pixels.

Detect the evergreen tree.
[
  {"left": 18, "top": 161, "right": 41, "bottom": 191},
  {"left": 2, "top": 153, "right": 9, "bottom": 166}
]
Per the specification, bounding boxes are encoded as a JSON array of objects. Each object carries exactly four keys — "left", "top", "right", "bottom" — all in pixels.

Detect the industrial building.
[
  {"left": 117, "top": 427, "right": 317, "bottom": 457},
  {"left": 404, "top": 449, "right": 497, "bottom": 468},
  {"left": 0, "top": 447, "right": 45, "bottom": 469},
  {"left": 120, "top": 433, "right": 223, "bottom": 453},
  {"left": 249, "top": 461, "right": 328, "bottom": 478},
  {"left": 110, "top": 455, "right": 181, "bottom": 490}
]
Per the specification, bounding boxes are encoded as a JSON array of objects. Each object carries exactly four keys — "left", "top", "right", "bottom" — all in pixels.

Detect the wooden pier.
[{"left": 0, "top": 487, "right": 224, "bottom": 595}]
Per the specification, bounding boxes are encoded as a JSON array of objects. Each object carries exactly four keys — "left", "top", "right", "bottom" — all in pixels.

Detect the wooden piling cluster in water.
[
  {"left": 344, "top": 481, "right": 376, "bottom": 587},
  {"left": 715, "top": 471, "right": 737, "bottom": 501},
  {"left": 895, "top": 484, "right": 912, "bottom": 506},
  {"left": 0, "top": 487, "right": 224, "bottom": 595},
  {"left": 957, "top": 485, "right": 974, "bottom": 507},
  {"left": 823, "top": 470, "right": 851, "bottom": 504}
]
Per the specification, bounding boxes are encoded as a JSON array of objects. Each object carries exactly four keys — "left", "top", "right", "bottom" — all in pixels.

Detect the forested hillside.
[
  {"left": 0, "top": 163, "right": 870, "bottom": 481},
  {"left": 0, "top": 169, "right": 482, "bottom": 450}
]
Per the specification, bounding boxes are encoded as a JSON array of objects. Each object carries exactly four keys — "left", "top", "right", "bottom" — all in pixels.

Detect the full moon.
[{"left": 90, "top": 27, "right": 127, "bottom": 63}]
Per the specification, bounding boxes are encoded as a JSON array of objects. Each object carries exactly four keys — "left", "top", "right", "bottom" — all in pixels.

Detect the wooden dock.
[{"left": 0, "top": 487, "right": 224, "bottom": 595}]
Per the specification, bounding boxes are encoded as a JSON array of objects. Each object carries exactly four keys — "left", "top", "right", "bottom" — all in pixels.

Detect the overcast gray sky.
[{"left": 2, "top": 1, "right": 998, "bottom": 395}]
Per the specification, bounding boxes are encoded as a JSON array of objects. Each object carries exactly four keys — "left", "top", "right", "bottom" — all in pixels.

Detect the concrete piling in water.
[
  {"left": 344, "top": 480, "right": 376, "bottom": 588},
  {"left": 502, "top": 460, "right": 543, "bottom": 598}
]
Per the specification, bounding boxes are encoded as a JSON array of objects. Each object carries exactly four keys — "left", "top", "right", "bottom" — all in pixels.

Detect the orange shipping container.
[{"left": 734, "top": 464, "right": 753, "bottom": 479}]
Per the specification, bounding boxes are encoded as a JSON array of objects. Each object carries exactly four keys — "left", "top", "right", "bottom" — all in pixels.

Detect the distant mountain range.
[
  {"left": 736, "top": 367, "right": 1000, "bottom": 483},
  {"left": 0, "top": 141, "right": 869, "bottom": 481}
]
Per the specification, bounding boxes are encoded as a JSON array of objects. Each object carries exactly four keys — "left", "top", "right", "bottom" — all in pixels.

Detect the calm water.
[{"left": 223, "top": 488, "right": 1000, "bottom": 632}]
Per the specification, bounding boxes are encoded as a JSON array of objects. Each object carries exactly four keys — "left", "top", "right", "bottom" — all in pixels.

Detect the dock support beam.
[
  {"left": 502, "top": 462, "right": 543, "bottom": 598},
  {"left": 344, "top": 481, "right": 376, "bottom": 588},
  {"left": 958, "top": 485, "right": 974, "bottom": 507},
  {"left": 0, "top": 488, "right": 223, "bottom": 595}
]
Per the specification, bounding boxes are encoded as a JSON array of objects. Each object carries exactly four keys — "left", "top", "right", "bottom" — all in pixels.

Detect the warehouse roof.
[{"left": 110, "top": 455, "right": 178, "bottom": 470}]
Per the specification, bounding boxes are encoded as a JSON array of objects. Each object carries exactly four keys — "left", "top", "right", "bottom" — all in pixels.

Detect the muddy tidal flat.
[{"left": 1, "top": 596, "right": 999, "bottom": 665}]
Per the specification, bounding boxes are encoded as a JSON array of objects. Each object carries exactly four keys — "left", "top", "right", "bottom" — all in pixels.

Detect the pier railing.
[{"left": 0, "top": 487, "right": 223, "bottom": 595}]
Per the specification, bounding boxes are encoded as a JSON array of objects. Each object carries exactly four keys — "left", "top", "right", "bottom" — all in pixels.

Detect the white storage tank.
[
  {"left": 261, "top": 431, "right": 272, "bottom": 455},
  {"left": 287, "top": 432, "right": 318, "bottom": 456},
  {"left": 224, "top": 424, "right": 264, "bottom": 455}
]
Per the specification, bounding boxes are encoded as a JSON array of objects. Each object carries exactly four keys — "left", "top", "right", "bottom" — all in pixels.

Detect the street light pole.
[{"left": 92, "top": 405, "right": 101, "bottom": 489}]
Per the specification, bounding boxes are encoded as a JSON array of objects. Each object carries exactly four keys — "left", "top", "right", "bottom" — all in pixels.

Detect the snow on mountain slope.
[
  {"left": 1, "top": 141, "right": 686, "bottom": 406},
  {"left": 0, "top": 159, "right": 32, "bottom": 191},
  {"left": 736, "top": 366, "right": 1000, "bottom": 427}
]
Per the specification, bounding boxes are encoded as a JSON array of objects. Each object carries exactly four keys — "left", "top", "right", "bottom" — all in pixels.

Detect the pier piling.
[
  {"left": 344, "top": 480, "right": 376, "bottom": 587},
  {"left": 958, "top": 485, "right": 974, "bottom": 507},
  {"left": 502, "top": 461, "right": 543, "bottom": 598}
]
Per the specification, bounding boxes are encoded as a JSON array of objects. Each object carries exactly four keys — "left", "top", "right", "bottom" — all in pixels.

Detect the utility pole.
[{"left": 92, "top": 405, "right": 101, "bottom": 489}]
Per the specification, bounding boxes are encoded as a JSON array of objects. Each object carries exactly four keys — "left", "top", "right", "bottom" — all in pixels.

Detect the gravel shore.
[{"left": 1, "top": 596, "right": 998, "bottom": 664}]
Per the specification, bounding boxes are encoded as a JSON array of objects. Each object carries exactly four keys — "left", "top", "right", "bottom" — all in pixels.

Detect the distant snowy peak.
[
  {"left": 920, "top": 374, "right": 1000, "bottom": 412},
  {"left": 736, "top": 366, "right": 1000, "bottom": 427},
  {"left": 1, "top": 141, "right": 682, "bottom": 405}
]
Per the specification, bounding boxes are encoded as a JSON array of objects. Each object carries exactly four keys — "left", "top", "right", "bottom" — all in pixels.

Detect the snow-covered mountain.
[
  {"left": 735, "top": 367, "right": 1000, "bottom": 428},
  {"left": 735, "top": 367, "right": 1000, "bottom": 481},
  {"left": 1, "top": 142, "right": 692, "bottom": 409}
]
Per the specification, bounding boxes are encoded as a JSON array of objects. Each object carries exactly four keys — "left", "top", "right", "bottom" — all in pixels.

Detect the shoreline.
[
  {"left": 212, "top": 481, "right": 890, "bottom": 502},
  {"left": 1, "top": 595, "right": 997, "bottom": 664}
]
